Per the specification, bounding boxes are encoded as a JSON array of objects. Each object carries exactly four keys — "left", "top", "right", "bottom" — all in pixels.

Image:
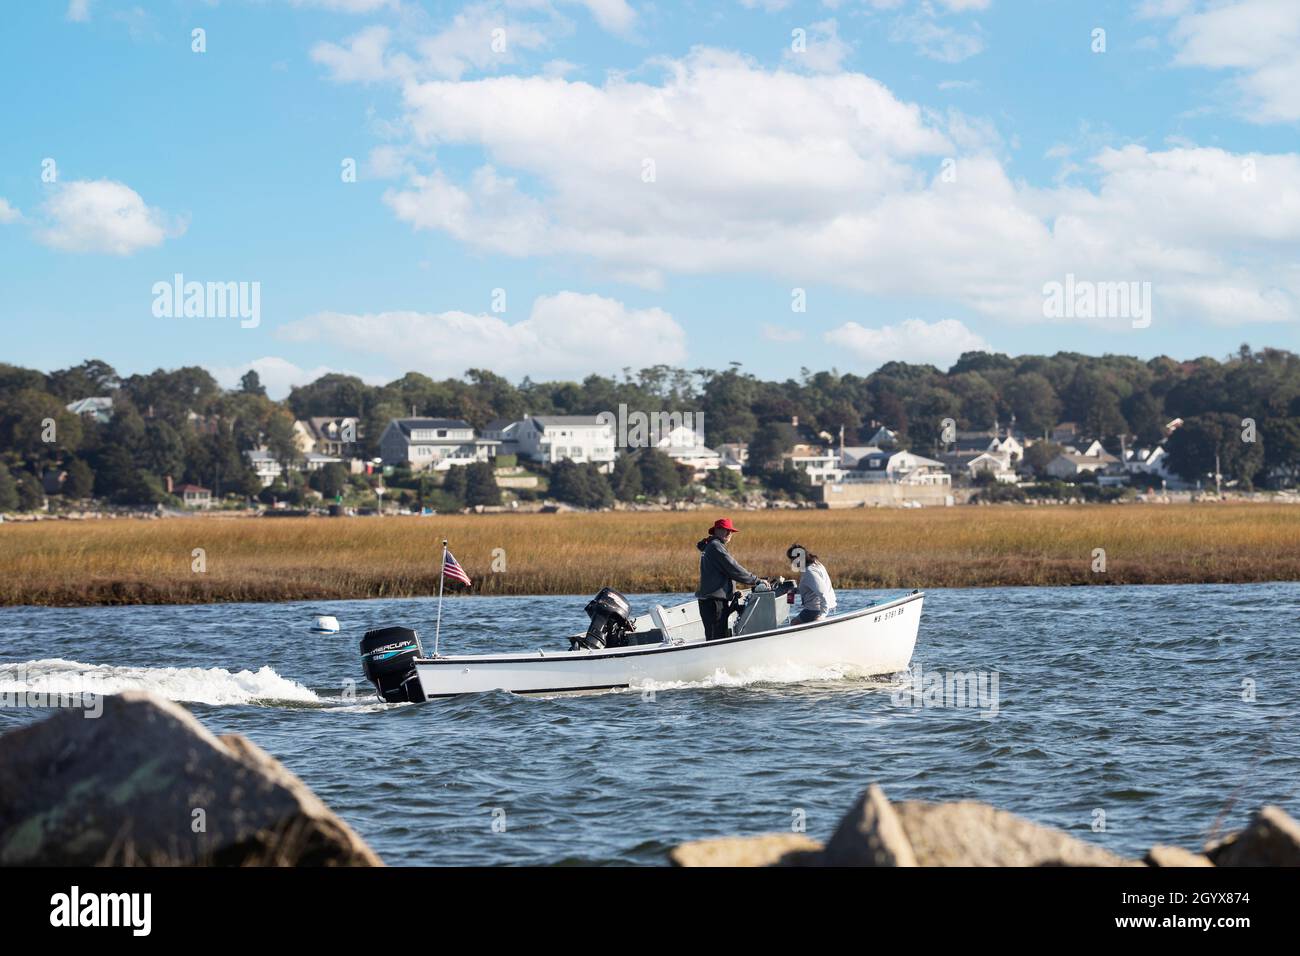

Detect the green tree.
[
  {"left": 240, "top": 369, "right": 267, "bottom": 397},
  {"left": 638, "top": 448, "right": 682, "bottom": 497},
  {"left": 264, "top": 412, "right": 301, "bottom": 473},
  {"left": 1021, "top": 441, "right": 1063, "bottom": 477},
  {"left": 442, "top": 465, "right": 468, "bottom": 504},
  {"left": 0, "top": 463, "right": 18, "bottom": 511},
  {"left": 704, "top": 465, "right": 744, "bottom": 495},
  {"left": 0, "top": 389, "right": 83, "bottom": 466},
  {"left": 16, "top": 470, "right": 45, "bottom": 511},
  {"left": 63, "top": 458, "right": 95, "bottom": 499},
  {"left": 464, "top": 461, "right": 502, "bottom": 506},
  {"left": 611, "top": 454, "right": 642, "bottom": 501},
  {"left": 1166, "top": 413, "right": 1264, "bottom": 486},
  {"left": 1004, "top": 373, "right": 1062, "bottom": 438},
  {"left": 311, "top": 462, "right": 350, "bottom": 500},
  {"left": 747, "top": 421, "right": 794, "bottom": 472},
  {"left": 550, "top": 460, "right": 613, "bottom": 508}
]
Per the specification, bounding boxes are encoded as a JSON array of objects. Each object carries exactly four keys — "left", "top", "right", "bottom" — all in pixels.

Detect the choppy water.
[{"left": 2, "top": 583, "right": 1298, "bottom": 865}]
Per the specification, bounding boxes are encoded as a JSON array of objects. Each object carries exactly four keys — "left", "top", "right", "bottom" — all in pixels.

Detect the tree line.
[{"left": 2, "top": 345, "right": 1298, "bottom": 510}]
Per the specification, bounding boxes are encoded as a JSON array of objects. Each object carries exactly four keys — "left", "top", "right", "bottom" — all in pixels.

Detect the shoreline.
[{"left": 3, "top": 503, "right": 1298, "bottom": 607}]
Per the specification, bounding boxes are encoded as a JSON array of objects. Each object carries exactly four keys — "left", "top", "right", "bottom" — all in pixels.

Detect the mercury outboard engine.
[
  {"left": 360, "top": 625, "right": 427, "bottom": 703},
  {"left": 572, "top": 588, "right": 636, "bottom": 650}
]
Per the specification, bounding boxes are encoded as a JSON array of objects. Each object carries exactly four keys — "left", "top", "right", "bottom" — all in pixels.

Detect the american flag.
[{"left": 442, "top": 548, "right": 472, "bottom": 587}]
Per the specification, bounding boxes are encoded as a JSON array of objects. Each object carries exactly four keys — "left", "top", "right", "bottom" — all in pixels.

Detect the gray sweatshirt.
[
  {"left": 695, "top": 537, "right": 760, "bottom": 599},
  {"left": 797, "top": 561, "right": 837, "bottom": 615}
]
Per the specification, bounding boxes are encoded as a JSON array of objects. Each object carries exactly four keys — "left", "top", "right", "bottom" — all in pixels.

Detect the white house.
[
  {"left": 968, "top": 452, "right": 1018, "bottom": 483},
  {"left": 513, "top": 416, "right": 616, "bottom": 472},
  {"left": 790, "top": 450, "right": 843, "bottom": 484},
  {"left": 716, "top": 442, "right": 747, "bottom": 472},
  {"left": 65, "top": 396, "right": 114, "bottom": 423},
  {"left": 854, "top": 450, "right": 951, "bottom": 485},
  {"left": 1044, "top": 449, "right": 1120, "bottom": 479},
  {"left": 379, "top": 418, "right": 498, "bottom": 471},
  {"left": 244, "top": 449, "right": 283, "bottom": 487},
  {"left": 177, "top": 483, "right": 212, "bottom": 508},
  {"left": 653, "top": 424, "right": 721, "bottom": 477}
]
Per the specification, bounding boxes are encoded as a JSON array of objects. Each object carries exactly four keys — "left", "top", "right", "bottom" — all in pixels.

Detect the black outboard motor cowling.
[
  {"left": 573, "top": 588, "right": 636, "bottom": 650},
  {"left": 360, "top": 626, "right": 427, "bottom": 703}
]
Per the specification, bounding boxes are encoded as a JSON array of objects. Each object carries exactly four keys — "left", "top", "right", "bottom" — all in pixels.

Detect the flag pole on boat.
[{"left": 434, "top": 538, "right": 447, "bottom": 658}]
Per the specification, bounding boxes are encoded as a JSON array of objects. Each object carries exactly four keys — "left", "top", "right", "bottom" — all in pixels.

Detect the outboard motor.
[
  {"left": 360, "top": 625, "right": 427, "bottom": 703},
  {"left": 572, "top": 588, "right": 636, "bottom": 650}
]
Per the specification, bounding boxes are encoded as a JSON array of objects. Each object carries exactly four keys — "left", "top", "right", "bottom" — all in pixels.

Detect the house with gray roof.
[
  {"left": 379, "top": 418, "right": 498, "bottom": 471},
  {"left": 511, "top": 415, "right": 616, "bottom": 472}
]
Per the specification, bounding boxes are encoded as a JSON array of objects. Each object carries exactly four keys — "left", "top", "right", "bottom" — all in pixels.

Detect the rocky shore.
[
  {"left": 0, "top": 692, "right": 381, "bottom": 866},
  {"left": 2, "top": 695, "right": 1294, "bottom": 868},
  {"left": 669, "top": 783, "right": 1300, "bottom": 867}
]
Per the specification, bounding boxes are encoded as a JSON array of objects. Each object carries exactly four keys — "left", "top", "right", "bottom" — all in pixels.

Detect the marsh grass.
[{"left": 2, "top": 504, "right": 1298, "bottom": 606}]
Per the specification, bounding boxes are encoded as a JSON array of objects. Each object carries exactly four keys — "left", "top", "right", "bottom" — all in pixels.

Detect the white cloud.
[
  {"left": 311, "top": 1, "right": 634, "bottom": 85},
  {"left": 761, "top": 323, "right": 804, "bottom": 343},
  {"left": 825, "top": 318, "right": 990, "bottom": 370},
  {"left": 890, "top": 6, "right": 985, "bottom": 63},
  {"left": 784, "top": 19, "right": 852, "bottom": 74},
  {"left": 312, "top": 25, "right": 405, "bottom": 84},
  {"left": 0, "top": 198, "right": 21, "bottom": 224},
  {"left": 289, "top": 0, "right": 397, "bottom": 12},
  {"left": 277, "top": 292, "right": 687, "bottom": 380},
  {"left": 66, "top": 0, "right": 91, "bottom": 22},
  {"left": 36, "top": 179, "right": 181, "bottom": 255},
  {"left": 209, "top": 357, "right": 356, "bottom": 400},
  {"left": 576, "top": 0, "right": 636, "bottom": 35},
  {"left": 1148, "top": 0, "right": 1300, "bottom": 123},
  {"left": 334, "top": 45, "right": 1300, "bottom": 329}
]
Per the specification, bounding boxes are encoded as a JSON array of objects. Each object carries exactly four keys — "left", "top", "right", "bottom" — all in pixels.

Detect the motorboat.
[{"left": 359, "top": 581, "right": 924, "bottom": 701}]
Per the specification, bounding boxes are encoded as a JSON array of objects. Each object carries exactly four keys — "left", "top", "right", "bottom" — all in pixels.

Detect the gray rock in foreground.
[
  {"left": 823, "top": 784, "right": 917, "bottom": 866},
  {"left": 670, "top": 833, "right": 822, "bottom": 867},
  {"left": 889, "top": 799, "right": 1137, "bottom": 867},
  {"left": 0, "top": 691, "right": 382, "bottom": 866},
  {"left": 1144, "top": 845, "right": 1213, "bottom": 867},
  {"left": 667, "top": 783, "right": 1300, "bottom": 867},
  {"left": 1205, "top": 806, "right": 1300, "bottom": 867}
]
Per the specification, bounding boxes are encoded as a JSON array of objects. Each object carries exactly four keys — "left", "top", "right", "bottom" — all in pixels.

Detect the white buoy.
[{"left": 311, "top": 615, "right": 341, "bottom": 634}]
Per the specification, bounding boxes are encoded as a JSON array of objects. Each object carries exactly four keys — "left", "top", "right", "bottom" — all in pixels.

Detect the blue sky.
[{"left": 2, "top": 0, "right": 1297, "bottom": 396}]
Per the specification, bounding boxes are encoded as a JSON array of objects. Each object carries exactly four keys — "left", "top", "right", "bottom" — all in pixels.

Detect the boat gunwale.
[{"left": 413, "top": 590, "right": 924, "bottom": 666}]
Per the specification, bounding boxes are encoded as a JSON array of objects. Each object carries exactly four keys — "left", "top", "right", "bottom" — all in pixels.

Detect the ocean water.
[{"left": 1, "top": 583, "right": 1298, "bottom": 865}]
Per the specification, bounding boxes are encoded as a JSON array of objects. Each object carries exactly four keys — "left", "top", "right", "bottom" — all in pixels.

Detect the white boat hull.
[{"left": 411, "top": 591, "right": 923, "bottom": 698}]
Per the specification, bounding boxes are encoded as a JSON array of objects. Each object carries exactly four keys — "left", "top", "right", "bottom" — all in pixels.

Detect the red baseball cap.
[{"left": 710, "top": 518, "right": 739, "bottom": 533}]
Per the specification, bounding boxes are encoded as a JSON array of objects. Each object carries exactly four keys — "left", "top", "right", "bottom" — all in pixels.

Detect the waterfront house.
[
  {"left": 379, "top": 418, "right": 498, "bottom": 471},
  {"left": 177, "top": 483, "right": 212, "bottom": 508},
  {"left": 511, "top": 416, "right": 616, "bottom": 472},
  {"left": 294, "top": 417, "right": 362, "bottom": 459}
]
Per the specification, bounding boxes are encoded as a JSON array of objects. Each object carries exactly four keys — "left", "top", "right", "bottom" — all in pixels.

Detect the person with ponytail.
[{"left": 786, "top": 543, "right": 836, "bottom": 625}]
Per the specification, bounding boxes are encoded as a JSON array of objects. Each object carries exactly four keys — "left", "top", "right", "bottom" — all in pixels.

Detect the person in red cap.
[{"left": 695, "top": 518, "right": 764, "bottom": 640}]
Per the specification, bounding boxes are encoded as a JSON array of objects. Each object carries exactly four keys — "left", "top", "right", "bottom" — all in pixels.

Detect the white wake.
[
  {"left": 0, "top": 658, "right": 320, "bottom": 706},
  {"left": 632, "top": 662, "right": 860, "bottom": 692}
]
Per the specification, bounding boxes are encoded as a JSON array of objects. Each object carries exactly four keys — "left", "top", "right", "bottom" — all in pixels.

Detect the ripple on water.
[{"left": 1, "top": 583, "right": 1298, "bottom": 863}]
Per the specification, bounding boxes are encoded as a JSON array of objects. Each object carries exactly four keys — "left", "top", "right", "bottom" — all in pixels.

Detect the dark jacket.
[{"left": 695, "top": 536, "right": 759, "bottom": 599}]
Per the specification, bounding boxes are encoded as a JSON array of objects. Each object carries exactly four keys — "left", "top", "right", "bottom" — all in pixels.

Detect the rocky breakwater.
[
  {"left": 0, "top": 691, "right": 381, "bottom": 866},
  {"left": 670, "top": 784, "right": 1300, "bottom": 867}
]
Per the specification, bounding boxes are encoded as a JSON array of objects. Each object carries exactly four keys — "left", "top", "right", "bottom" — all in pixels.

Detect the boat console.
[{"left": 733, "top": 579, "right": 796, "bottom": 635}]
